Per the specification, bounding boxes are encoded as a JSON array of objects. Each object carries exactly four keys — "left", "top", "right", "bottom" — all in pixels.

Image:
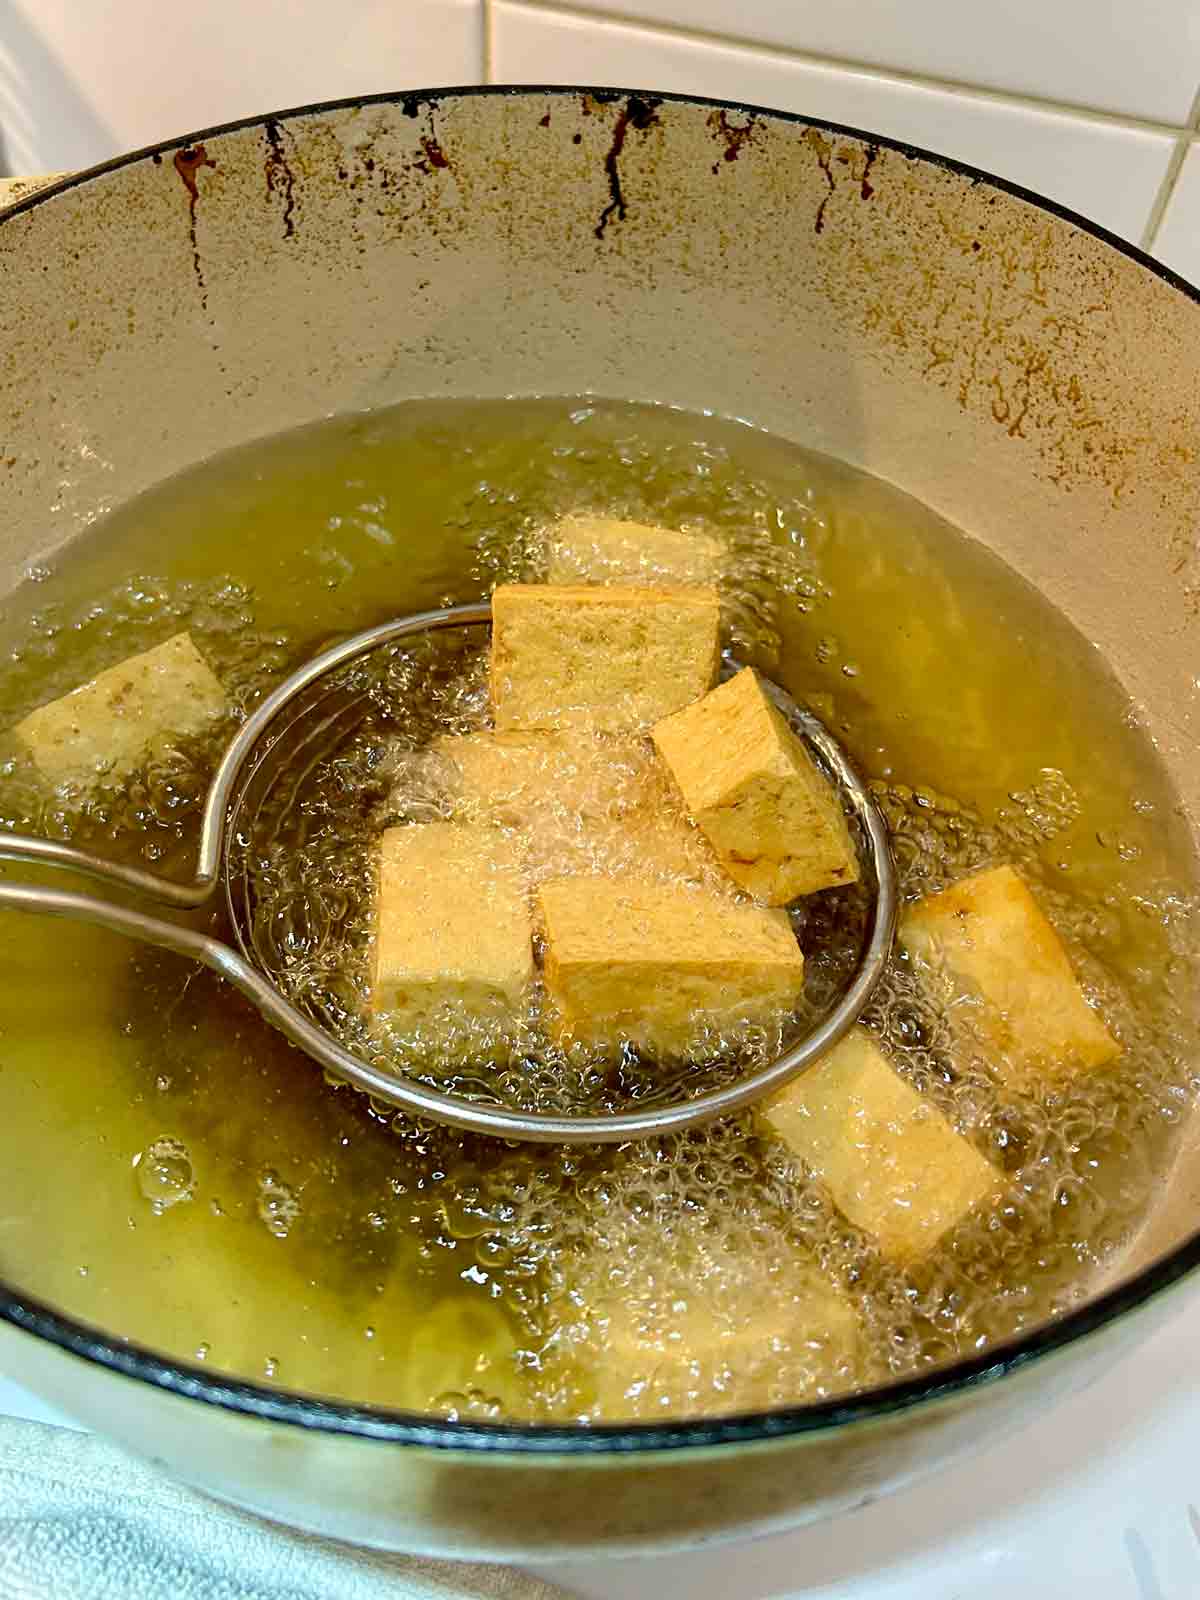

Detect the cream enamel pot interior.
[{"left": 0, "top": 86, "right": 1197, "bottom": 1559}]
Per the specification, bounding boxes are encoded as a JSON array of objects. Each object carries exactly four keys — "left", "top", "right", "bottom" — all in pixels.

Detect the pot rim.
[{"left": 2, "top": 83, "right": 1197, "bottom": 1456}]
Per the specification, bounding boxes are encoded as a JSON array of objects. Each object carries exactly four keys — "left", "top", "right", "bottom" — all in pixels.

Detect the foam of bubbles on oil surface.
[
  {"left": 418, "top": 768, "right": 1198, "bottom": 1421},
  {"left": 2, "top": 401, "right": 1198, "bottom": 1424}
]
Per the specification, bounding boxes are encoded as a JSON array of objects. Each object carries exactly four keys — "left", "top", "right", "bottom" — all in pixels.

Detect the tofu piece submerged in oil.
[
  {"left": 761, "top": 1026, "right": 1002, "bottom": 1266},
  {"left": 901, "top": 864, "right": 1119, "bottom": 1082},
  {"left": 12, "top": 631, "right": 226, "bottom": 791},
  {"left": 544, "top": 515, "right": 724, "bottom": 589}
]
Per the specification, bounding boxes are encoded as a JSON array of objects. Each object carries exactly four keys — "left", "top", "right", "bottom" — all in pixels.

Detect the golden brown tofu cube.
[
  {"left": 489, "top": 583, "right": 720, "bottom": 734},
  {"left": 545, "top": 516, "right": 724, "bottom": 588},
  {"left": 11, "top": 631, "right": 226, "bottom": 791},
  {"left": 651, "top": 667, "right": 859, "bottom": 904},
  {"left": 553, "top": 810, "right": 727, "bottom": 894},
  {"left": 900, "top": 864, "right": 1119, "bottom": 1080},
  {"left": 585, "top": 1259, "right": 859, "bottom": 1418},
  {"left": 761, "top": 1027, "right": 1001, "bottom": 1265},
  {"left": 538, "top": 876, "right": 804, "bottom": 1051},
  {"left": 371, "top": 823, "right": 532, "bottom": 1036},
  {"left": 432, "top": 728, "right": 728, "bottom": 893},
  {"left": 431, "top": 729, "right": 648, "bottom": 828}
]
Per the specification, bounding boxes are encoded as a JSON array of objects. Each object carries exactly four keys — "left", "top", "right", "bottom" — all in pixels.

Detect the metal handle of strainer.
[{"left": 0, "top": 602, "right": 897, "bottom": 1143}]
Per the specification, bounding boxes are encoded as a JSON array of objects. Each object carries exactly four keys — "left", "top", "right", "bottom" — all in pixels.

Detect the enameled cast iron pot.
[{"left": 0, "top": 86, "right": 1197, "bottom": 1560}]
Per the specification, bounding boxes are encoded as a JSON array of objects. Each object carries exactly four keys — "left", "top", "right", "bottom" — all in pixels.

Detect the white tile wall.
[
  {"left": 552, "top": 0, "right": 1200, "bottom": 124},
  {"left": 1155, "top": 144, "right": 1200, "bottom": 284},
  {"left": 0, "top": 0, "right": 482, "bottom": 175},
  {"left": 491, "top": 2, "right": 1176, "bottom": 246},
  {"left": 0, "top": 0, "right": 1198, "bottom": 276}
]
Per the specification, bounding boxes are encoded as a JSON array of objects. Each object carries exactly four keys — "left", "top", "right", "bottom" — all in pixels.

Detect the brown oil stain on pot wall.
[
  {"left": 419, "top": 135, "right": 450, "bottom": 172},
  {"left": 313, "top": 94, "right": 455, "bottom": 241},
  {"left": 805, "top": 130, "right": 837, "bottom": 234},
  {"left": 263, "top": 120, "right": 298, "bottom": 241},
  {"left": 15, "top": 93, "right": 1192, "bottom": 620},
  {"left": 172, "top": 144, "right": 215, "bottom": 305},
  {"left": 803, "top": 129, "right": 879, "bottom": 232},
  {"left": 706, "top": 109, "right": 762, "bottom": 174},
  {"left": 594, "top": 95, "right": 662, "bottom": 240},
  {"left": 802, "top": 140, "right": 1198, "bottom": 596},
  {"left": 402, "top": 95, "right": 452, "bottom": 176},
  {"left": 858, "top": 143, "right": 881, "bottom": 200},
  {"left": 315, "top": 100, "right": 459, "bottom": 256}
]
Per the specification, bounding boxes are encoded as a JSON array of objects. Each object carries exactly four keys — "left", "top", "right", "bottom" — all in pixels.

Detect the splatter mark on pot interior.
[
  {"left": 173, "top": 145, "right": 215, "bottom": 305},
  {"left": 804, "top": 130, "right": 836, "bottom": 235},
  {"left": 401, "top": 94, "right": 451, "bottom": 174},
  {"left": 595, "top": 95, "right": 662, "bottom": 241},
  {"left": 420, "top": 132, "right": 450, "bottom": 171},
  {"left": 707, "top": 108, "right": 760, "bottom": 174},
  {"left": 263, "top": 119, "right": 297, "bottom": 240},
  {"left": 860, "top": 142, "right": 880, "bottom": 201}
]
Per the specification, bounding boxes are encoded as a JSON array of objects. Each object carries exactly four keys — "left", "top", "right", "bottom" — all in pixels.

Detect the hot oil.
[{"left": 0, "top": 398, "right": 1195, "bottom": 1422}]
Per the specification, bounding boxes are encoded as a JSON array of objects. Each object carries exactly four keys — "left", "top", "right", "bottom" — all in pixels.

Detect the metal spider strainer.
[{"left": 0, "top": 602, "right": 897, "bottom": 1143}]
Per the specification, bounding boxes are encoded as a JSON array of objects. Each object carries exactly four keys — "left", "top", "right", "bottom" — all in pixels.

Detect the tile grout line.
[
  {"left": 1140, "top": 83, "right": 1200, "bottom": 253},
  {"left": 483, "top": 0, "right": 497, "bottom": 83},
  {"left": 496, "top": 0, "right": 1192, "bottom": 139}
]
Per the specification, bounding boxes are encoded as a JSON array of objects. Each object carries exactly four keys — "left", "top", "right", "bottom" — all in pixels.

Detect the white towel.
[{"left": 0, "top": 1420, "right": 572, "bottom": 1600}]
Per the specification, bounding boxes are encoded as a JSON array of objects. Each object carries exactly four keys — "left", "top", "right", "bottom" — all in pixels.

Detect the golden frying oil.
[{"left": 0, "top": 398, "right": 1195, "bottom": 1421}]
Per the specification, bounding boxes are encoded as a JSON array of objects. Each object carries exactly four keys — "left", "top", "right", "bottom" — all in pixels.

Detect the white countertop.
[{"left": 3, "top": 1289, "right": 1199, "bottom": 1599}]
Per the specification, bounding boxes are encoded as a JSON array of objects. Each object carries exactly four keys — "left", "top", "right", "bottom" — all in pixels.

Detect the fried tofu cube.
[
  {"left": 556, "top": 810, "right": 728, "bottom": 894},
  {"left": 371, "top": 823, "right": 532, "bottom": 1034},
  {"left": 651, "top": 667, "right": 859, "bottom": 904},
  {"left": 900, "top": 864, "right": 1119, "bottom": 1079},
  {"left": 538, "top": 876, "right": 804, "bottom": 1051},
  {"left": 431, "top": 728, "right": 729, "bottom": 893},
  {"left": 545, "top": 516, "right": 724, "bottom": 588},
  {"left": 11, "top": 631, "right": 226, "bottom": 790},
  {"left": 490, "top": 583, "right": 720, "bottom": 734},
  {"left": 587, "top": 1260, "right": 859, "bottom": 1417},
  {"left": 431, "top": 729, "right": 648, "bottom": 828},
  {"left": 761, "top": 1027, "right": 1000, "bottom": 1265}
]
